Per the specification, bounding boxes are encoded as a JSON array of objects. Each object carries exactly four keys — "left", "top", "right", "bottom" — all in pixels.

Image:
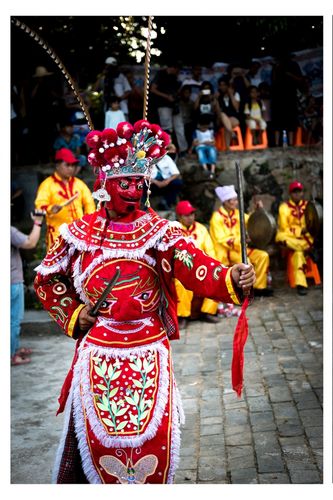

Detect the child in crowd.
[
  {"left": 244, "top": 85, "right": 267, "bottom": 145},
  {"left": 191, "top": 115, "right": 217, "bottom": 177},
  {"left": 53, "top": 121, "right": 87, "bottom": 174},
  {"left": 104, "top": 95, "right": 126, "bottom": 129}
]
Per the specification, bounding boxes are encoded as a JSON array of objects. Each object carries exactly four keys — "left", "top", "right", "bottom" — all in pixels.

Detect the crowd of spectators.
[{"left": 11, "top": 53, "right": 323, "bottom": 169}]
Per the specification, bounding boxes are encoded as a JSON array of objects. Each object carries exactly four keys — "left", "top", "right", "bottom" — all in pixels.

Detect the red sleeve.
[
  {"left": 172, "top": 238, "right": 242, "bottom": 305},
  {"left": 157, "top": 224, "right": 243, "bottom": 306},
  {"left": 33, "top": 236, "right": 86, "bottom": 339}
]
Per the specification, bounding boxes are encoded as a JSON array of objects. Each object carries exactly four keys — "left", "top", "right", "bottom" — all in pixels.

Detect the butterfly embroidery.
[{"left": 99, "top": 454, "right": 158, "bottom": 484}]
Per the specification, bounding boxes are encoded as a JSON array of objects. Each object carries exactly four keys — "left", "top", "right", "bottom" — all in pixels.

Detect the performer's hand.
[
  {"left": 231, "top": 263, "right": 256, "bottom": 292},
  {"left": 78, "top": 306, "right": 97, "bottom": 331}
]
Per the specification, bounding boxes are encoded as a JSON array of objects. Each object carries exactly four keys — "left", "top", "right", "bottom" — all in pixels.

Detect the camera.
[
  {"left": 202, "top": 89, "right": 211, "bottom": 95},
  {"left": 33, "top": 209, "right": 46, "bottom": 217}
]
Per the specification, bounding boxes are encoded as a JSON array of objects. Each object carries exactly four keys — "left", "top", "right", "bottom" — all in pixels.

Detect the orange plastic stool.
[
  {"left": 287, "top": 252, "right": 321, "bottom": 288},
  {"left": 294, "top": 126, "right": 306, "bottom": 147},
  {"left": 215, "top": 126, "right": 244, "bottom": 151},
  {"left": 244, "top": 127, "right": 268, "bottom": 150}
]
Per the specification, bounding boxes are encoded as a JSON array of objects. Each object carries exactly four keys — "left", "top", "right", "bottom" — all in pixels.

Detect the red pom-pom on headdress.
[
  {"left": 117, "top": 122, "right": 135, "bottom": 139},
  {"left": 160, "top": 131, "right": 171, "bottom": 147},
  {"left": 133, "top": 119, "right": 151, "bottom": 133},
  {"left": 86, "top": 130, "right": 103, "bottom": 149},
  {"left": 101, "top": 128, "right": 118, "bottom": 146},
  {"left": 149, "top": 124, "right": 163, "bottom": 137}
]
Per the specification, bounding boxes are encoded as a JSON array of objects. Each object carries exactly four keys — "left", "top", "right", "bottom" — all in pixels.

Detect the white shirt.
[
  {"left": 151, "top": 155, "right": 180, "bottom": 180},
  {"left": 113, "top": 73, "right": 132, "bottom": 115},
  {"left": 195, "top": 128, "right": 215, "bottom": 145},
  {"left": 104, "top": 109, "right": 126, "bottom": 129},
  {"left": 222, "top": 91, "right": 240, "bottom": 107}
]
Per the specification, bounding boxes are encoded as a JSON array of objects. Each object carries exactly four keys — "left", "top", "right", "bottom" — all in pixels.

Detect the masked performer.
[{"left": 34, "top": 120, "right": 255, "bottom": 484}]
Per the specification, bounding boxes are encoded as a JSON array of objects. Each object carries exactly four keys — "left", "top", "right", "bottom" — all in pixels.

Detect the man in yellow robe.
[
  {"left": 210, "top": 185, "right": 272, "bottom": 296},
  {"left": 174, "top": 200, "right": 221, "bottom": 328},
  {"left": 34, "top": 148, "right": 96, "bottom": 250},
  {"left": 275, "top": 180, "right": 314, "bottom": 295}
]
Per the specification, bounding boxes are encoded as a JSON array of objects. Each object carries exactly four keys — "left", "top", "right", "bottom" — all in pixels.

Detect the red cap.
[
  {"left": 175, "top": 200, "right": 196, "bottom": 215},
  {"left": 55, "top": 148, "right": 79, "bottom": 164},
  {"left": 289, "top": 181, "right": 304, "bottom": 193}
]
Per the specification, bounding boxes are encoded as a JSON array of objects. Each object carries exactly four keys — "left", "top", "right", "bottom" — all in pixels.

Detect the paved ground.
[{"left": 11, "top": 272, "right": 323, "bottom": 484}]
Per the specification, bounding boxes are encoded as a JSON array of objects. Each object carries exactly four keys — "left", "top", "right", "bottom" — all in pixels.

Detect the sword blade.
[
  {"left": 89, "top": 268, "right": 121, "bottom": 317},
  {"left": 235, "top": 161, "right": 248, "bottom": 265}
]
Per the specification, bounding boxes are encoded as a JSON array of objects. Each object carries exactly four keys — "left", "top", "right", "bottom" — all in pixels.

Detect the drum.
[
  {"left": 305, "top": 200, "right": 323, "bottom": 238},
  {"left": 247, "top": 208, "right": 277, "bottom": 250}
]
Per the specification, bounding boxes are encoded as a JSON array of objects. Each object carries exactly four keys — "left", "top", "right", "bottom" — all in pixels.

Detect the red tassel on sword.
[{"left": 231, "top": 161, "right": 251, "bottom": 398}]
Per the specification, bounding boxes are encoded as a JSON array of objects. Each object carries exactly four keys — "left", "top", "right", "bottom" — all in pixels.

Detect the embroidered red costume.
[{"left": 34, "top": 120, "right": 252, "bottom": 484}]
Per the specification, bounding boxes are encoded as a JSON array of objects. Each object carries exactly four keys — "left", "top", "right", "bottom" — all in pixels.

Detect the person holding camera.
[
  {"left": 11, "top": 210, "right": 45, "bottom": 365},
  {"left": 217, "top": 76, "right": 241, "bottom": 150},
  {"left": 150, "top": 61, "right": 188, "bottom": 156},
  {"left": 193, "top": 80, "right": 221, "bottom": 133}
]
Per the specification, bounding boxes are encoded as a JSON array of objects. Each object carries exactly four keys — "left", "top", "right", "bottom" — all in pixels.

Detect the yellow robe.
[
  {"left": 209, "top": 206, "right": 269, "bottom": 289},
  {"left": 275, "top": 199, "right": 314, "bottom": 287},
  {"left": 35, "top": 172, "right": 96, "bottom": 250},
  {"left": 175, "top": 221, "right": 219, "bottom": 317}
]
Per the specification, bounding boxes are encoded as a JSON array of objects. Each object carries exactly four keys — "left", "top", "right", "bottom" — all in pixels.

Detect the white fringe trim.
[
  {"left": 167, "top": 380, "right": 182, "bottom": 484},
  {"left": 72, "top": 381, "right": 103, "bottom": 483},
  {"left": 156, "top": 235, "right": 184, "bottom": 252},
  {"left": 73, "top": 340, "right": 170, "bottom": 451},
  {"left": 60, "top": 219, "right": 172, "bottom": 260},
  {"left": 34, "top": 246, "right": 76, "bottom": 276}
]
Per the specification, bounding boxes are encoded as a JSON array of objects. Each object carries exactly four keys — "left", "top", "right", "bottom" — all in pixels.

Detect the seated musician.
[
  {"left": 275, "top": 181, "right": 314, "bottom": 296},
  {"left": 210, "top": 185, "right": 273, "bottom": 297}
]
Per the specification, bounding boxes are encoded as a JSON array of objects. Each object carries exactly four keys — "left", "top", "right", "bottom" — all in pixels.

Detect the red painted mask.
[
  {"left": 105, "top": 176, "right": 145, "bottom": 215},
  {"left": 83, "top": 259, "right": 160, "bottom": 322}
]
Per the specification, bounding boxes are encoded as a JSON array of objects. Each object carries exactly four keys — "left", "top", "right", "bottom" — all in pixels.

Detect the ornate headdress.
[{"left": 86, "top": 119, "right": 170, "bottom": 206}]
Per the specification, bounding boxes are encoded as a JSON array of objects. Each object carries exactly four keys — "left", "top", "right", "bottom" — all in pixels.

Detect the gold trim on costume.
[
  {"left": 226, "top": 268, "right": 241, "bottom": 306},
  {"left": 68, "top": 303, "right": 86, "bottom": 337}
]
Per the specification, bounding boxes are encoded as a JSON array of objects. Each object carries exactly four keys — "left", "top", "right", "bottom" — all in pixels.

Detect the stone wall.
[{"left": 179, "top": 145, "right": 323, "bottom": 224}]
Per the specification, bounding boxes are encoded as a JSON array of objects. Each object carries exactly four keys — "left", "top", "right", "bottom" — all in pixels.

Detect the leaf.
[
  {"left": 132, "top": 379, "right": 143, "bottom": 388},
  {"left": 145, "top": 378, "right": 154, "bottom": 389},
  {"left": 102, "top": 418, "right": 114, "bottom": 427},
  {"left": 115, "top": 406, "right": 128, "bottom": 417},
  {"left": 129, "top": 363, "right": 141, "bottom": 372},
  {"left": 111, "top": 400, "right": 118, "bottom": 415},
  {"left": 102, "top": 394, "right": 109, "bottom": 408},
  {"left": 95, "top": 366, "right": 105, "bottom": 378},
  {"left": 101, "top": 360, "right": 107, "bottom": 374},
  {"left": 97, "top": 402, "right": 109, "bottom": 412},
  {"left": 111, "top": 370, "right": 122, "bottom": 381},
  {"left": 133, "top": 391, "right": 140, "bottom": 405},
  {"left": 116, "top": 420, "right": 128, "bottom": 431},
  {"left": 140, "top": 409, "right": 150, "bottom": 421},
  {"left": 145, "top": 364, "right": 155, "bottom": 374},
  {"left": 143, "top": 358, "right": 150, "bottom": 372},
  {"left": 139, "top": 398, "right": 146, "bottom": 411},
  {"left": 107, "top": 363, "right": 114, "bottom": 379},
  {"left": 129, "top": 413, "right": 138, "bottom": 425},
  {"left": 96, "top": 384, "right": 107, "bottom": 391},
  {"left": 109, "top": 387, "right": 119, "bottom": 398},
  {"left": 125, "top": 395, "right": 136, "bottom": 406}
]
